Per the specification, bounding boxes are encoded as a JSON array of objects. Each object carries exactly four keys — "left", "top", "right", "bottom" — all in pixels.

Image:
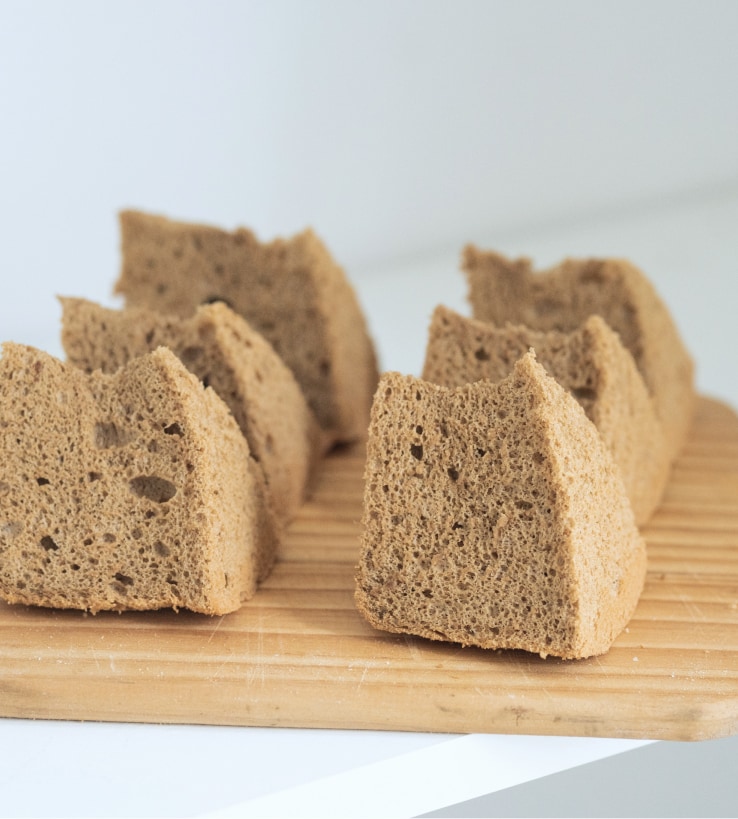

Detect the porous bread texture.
[
  {"left": 0, "top": 343, "right": 280, "bottom": 615},
  {"left": 462, "top": 247, "right": 695, "bottom": 461},
  {"left": 422, "top": 305, "right": 670, "bottom": 525},
  {"left": 356, "top": 354, "right": 647, "bottom": 659},
  {"left": 60, "top": 297, "right": 325, "bottom": 523},
  {"left": 115, "top": 210, "right": 379, "bottom": 445}
]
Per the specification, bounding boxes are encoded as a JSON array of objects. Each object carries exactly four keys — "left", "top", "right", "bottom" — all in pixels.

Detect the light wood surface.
[{"left": 1, "top": 396, "right": 737, "bottom": 741}]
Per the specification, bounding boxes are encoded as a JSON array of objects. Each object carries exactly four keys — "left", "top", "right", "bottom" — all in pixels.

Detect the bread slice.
[
  {"left": 422, "top": 305, "right": 670, "bottom": 525},
  {"left": 0, "top": 343, "right": 280, "bottom": 615},
  {"left": 462, "top": 248, "right": 695, "bottom": 460},
  {"left": 114, "top": 210, "right": 379, "bottom": 445},
  {"left": 356, "top": 353, "right": 646, "bottom": 659},
  {"left": 60, "top": 297, "right": 325, "bottom": 523}
]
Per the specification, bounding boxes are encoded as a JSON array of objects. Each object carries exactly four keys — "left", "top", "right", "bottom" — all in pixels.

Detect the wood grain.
[{"left": 1, "top": 396, "right": 737, "bottom": 741}]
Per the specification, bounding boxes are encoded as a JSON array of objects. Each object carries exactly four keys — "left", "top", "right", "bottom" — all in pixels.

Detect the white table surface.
[{"left": 1, "top": 188, "right": 737, "bottom": 817}]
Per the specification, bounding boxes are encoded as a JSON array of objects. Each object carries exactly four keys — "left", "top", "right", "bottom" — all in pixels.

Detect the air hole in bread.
[
  {"left": 474, "top": 347, "right": 490, "bottom": 361},
  {"left": 129, "top": 475, "right": 177, "bottom": 503},
  {"left": 410, "top": 444, "right": 423, "bottom": 461},
  {"left": 36, "top": 477, "right": 50, "bottom": 486},
  {"left": 154, "top": 541, "right": 171, "bottom": 557},
  {"left": 88, "top": 472, "right": 102, "bottom": 482},
  {"left": 113, "top": 572, "right": 134, "bottom": 586},
  {"left": 163, "top": 422, "right": 183, "bottom": 436},
  {"left": 40, "top": 535, "right": 59, "bottom": 551}
]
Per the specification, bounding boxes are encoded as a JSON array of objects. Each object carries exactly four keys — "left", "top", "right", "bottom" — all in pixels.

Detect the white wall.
[{"left": 1, "top": 0, "right": 737, "bottom": 339}]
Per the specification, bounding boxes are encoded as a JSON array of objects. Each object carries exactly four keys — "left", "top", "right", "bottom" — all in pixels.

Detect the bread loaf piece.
[
  {"left": 115, "top": 210, "right": 379, "bottom": 445},
  {"left": 422, "top": 305, "right": 670, "bottom": 525},
  {"left": 60, "top": 297, "right": 325, "bottom": 523},
  {"left": 463, "top": 248, "right": 695, "bottom": 460},
  {"left": 356, "top": 353, "right": 646, "bottom": 659},
  {"left": 0, "top": 343, "right": 280, "bottom": 615}
]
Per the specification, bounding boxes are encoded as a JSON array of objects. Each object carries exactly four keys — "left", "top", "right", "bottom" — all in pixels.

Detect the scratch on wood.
[
  {"left": 403, "top": 633, "right": 424, "bottom": 662},
  {"left": 205, "top": 615, "right": 225, "bottom": 645}
]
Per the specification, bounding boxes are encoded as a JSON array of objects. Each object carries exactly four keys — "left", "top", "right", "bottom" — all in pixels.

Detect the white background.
[
  {"left": 1, "top": 0, "right": 737, "bottom": 344},
  {"left": 1, "top": 3, "right": 738, "bottom": 816}
]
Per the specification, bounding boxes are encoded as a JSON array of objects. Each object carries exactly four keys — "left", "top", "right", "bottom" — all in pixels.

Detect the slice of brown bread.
[
  {"left": 355, "top": 353, "right": 647, "bottom": 659},
  {"left": 60, "top": 297, "right": 325, "bottom": 523},
  {"left": 421, "top": 305, "right": 670, "bottom": 525},
  {"left": 462, "top": 248, "right": 695, "bottom": 461},
  {"left": 0, "top": 343, "right": 280, "bottom": 615},
  {"left": 114, "top": 210, "right": 379, "bottom": 445}
]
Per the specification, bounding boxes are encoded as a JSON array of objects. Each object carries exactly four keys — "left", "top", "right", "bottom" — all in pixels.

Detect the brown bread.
[
  {"left": 60, "top": 297, "right": 325, "bottom": 523},
  {"left": 356, "top": 353, "right": 646, "bottom": 659},
  {"left": 0, "top": 343, "right": 280, "bottom": 615},
  {"left": 463, "top": 248, "right": 695, "bottom": 460},
  {"left": 422, "top": 305, "right": 670, "bottom": 525},
  {"left": 115, "top": 210, "right": 379, "bottom": 445}
]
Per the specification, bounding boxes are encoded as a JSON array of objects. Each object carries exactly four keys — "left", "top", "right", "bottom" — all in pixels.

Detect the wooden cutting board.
[{"left": 1, "top": 396, "right": 737, "bottom": 741}]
